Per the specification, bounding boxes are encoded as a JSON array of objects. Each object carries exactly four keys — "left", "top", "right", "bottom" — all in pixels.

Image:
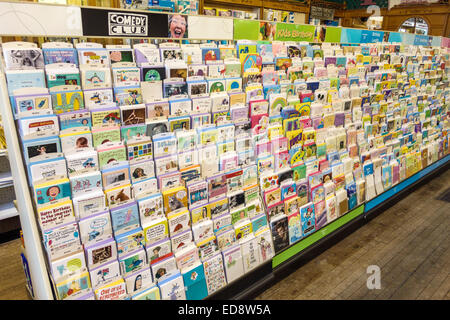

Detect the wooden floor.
[
  {"left": 0, "top": 239, "right": 30, "bottom": 300},
  {"left": 0, "top": 169, "right": 449, "bottom": 300}
]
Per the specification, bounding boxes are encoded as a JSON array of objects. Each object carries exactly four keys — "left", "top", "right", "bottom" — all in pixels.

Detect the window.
[{"left": 398, "top": 17, "right": 429, "bottom": 35}]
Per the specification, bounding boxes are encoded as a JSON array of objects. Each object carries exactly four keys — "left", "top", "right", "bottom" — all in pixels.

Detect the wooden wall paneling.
[
  {"left": 205, "top": 0, "right": 263, "bottom": 9},
  {"left": 381, "top": 5, "right": 450, "bottom": 36},
  {"left": 333, "top": 9, "right": 346, "bottom": 19},
  {"left": 445, "top": 14, "right": 450, "bottom": 37},
  {"left": 85, "top": 0, "right": 97, "bottom": 6},
  {"left": 199, "top": 0, "right": 204, "bottom": 15},
  {"left": 262, "top": 0, "right": 310, "bottom": 14},
  {"left": 203, "top": 0, "right": 263, "bottom": 17},
  {"left": 338, "top": 4, "right": 449, "bottom": 37}
]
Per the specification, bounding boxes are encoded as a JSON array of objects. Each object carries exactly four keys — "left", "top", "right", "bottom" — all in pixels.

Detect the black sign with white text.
[
  {"left": 108, "top": 12, "right": 148, "bottom": 36},
  {"left": 81, "top": 8, "right": 168, "bottom": 38}
]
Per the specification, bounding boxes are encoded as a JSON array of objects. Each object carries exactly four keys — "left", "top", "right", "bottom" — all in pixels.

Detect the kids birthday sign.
[{"left": 275, "top": 24, "right": 315, "bottom": 42}]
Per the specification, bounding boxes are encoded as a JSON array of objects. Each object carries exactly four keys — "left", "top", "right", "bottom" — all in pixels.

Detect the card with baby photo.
[
  {"left": 60, "top": 129, "right": 93, "bottom": 153},
  {"left": 23, "top": 137, "right": 62, "bottom": 164}
]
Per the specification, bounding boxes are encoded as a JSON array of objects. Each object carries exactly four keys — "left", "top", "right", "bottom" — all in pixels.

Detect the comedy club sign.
[
  {"left": 108, "top": 12, "right": 148, "bottom": 37},
  {"left": 108, "top": 12, "right": 148, "bottom": 36},
  {"left": 81, "top": 8, "right": 169, "bottom": 38}
]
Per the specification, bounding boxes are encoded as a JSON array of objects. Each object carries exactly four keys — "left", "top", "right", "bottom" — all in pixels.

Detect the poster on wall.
[
  {"left": 310, "top": 6, "right": 335, "bottom": 21},
  {"left": 81, "top": 8, "right": 169, "bottom": 38}
]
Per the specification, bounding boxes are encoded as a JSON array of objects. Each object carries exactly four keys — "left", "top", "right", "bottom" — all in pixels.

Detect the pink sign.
[{"left": 442, "top": 37, "right": 450, "bottom": 48}]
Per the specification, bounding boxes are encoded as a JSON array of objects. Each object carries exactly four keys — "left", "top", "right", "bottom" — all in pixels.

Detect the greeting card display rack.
[{"left": 0, "top": 1, "right": 449, "bottom": 300}]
